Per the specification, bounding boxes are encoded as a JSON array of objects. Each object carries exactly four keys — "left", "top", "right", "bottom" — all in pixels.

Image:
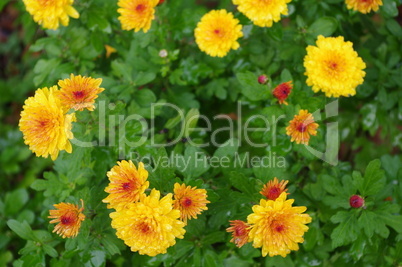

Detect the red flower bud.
[
  {"left": 258, "top": 75, "right": 268, "bottom": 85},
  {"left": 158, "top": 0, "right": 165, "bottom": 4},
  {"left": 349, "top": 195, "right": 365, "bottom": 208}
]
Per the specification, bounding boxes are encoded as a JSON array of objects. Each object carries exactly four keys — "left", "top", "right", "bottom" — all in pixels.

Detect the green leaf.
[
  {"left": 42, "top": 244, "right": 58, "bottom": 258},
  {"left": 134, "top": 72, "right": 156, "bottom": 86},
  {"left": 386, "top": 19, "right": 402, "bottom": 39},
  {"left": 331, "top": 211, "right": 359, "bottom": 248},
  {"left": 308, "top": 17, "right": 338, "bottom": 37},
  {"left": 176, "top": 146, "right": 210, "bottom": 180},
  {"left": 213, "top": 138, "right": 239, "bottom": 158},
  {"left": 236, "top": 72, "right": 270, "bottom": 101},
  {"left": 377, "top": 213, "right": 402, "bottom": 234},
  {"left": 135, "top": 89, "right": 157, "bottom": 107},
  {"left": 6, "top": 220, "right": 35, "bottom": 241},
  {"left": 357, "top": 210, "right": 377, "bottom": 239},
  {"left": 229, "top": 171, "right": 257, "bottom": 197},
  {"left": 202, "top": 231, "right": 226, "bottom": 245},
  {"left": 184, "top": 108, "right": 200, "bottom": 137},
  {"left": 4, "top": 188, "right": 29, "bottom": 215},
  {"left": 357, "top": 159, "right": 385, "bottom": 196}
]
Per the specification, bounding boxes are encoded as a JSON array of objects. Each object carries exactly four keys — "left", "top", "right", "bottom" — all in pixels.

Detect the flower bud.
[
  {"left": 158, "top": 0, "right": 165, "bottom": 4},
  {"left": 258, "top": 75, "right": 268, "bottom": 85},
  {"left": 349, "top": 195, "right": 365, "bottom": 208}
]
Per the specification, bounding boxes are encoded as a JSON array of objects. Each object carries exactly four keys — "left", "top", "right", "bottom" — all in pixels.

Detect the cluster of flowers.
[
  {"left": 102, "top": 160, "right": 209, "bottom": 256},
  {"left": 22, "top": 1, "right": 367, "bottom": 98},
  {"left": 227, "top": 178, "right": 312, "bottom": 257},
  {"left": 19, "top": 74, "right": 104, "bottom": 160},
  {"left": 260, "top": 80, "right": 319, "bottom": 145}
]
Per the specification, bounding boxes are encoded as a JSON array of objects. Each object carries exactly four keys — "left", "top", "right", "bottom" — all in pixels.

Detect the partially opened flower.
[
  {"left": 19, "top": 86, "right": 76, "bottom": 160},
  {"left": 247, "top": 192, "right": 312, "bottom": 257},
  {"left": 49, "top": 199, "right": 85, "bottom": 238},
  {"left": 57, "top": 74, "right": 104, "bottom": 111},
  {"left": 286, "top": 110, "right": 319, "bottom": 145},
  {"left": 226, "top": 220, "right": 250, "bottom": 248},
  {"left": 110, "top": 189, "right": 185, "bottom": 256},
  {"left": 345, "top": 0, "right": 383, "bottom": 13},
  {"left": 103, "top": 161, "right": 149, "bottom": 209},
  {"left": 260, "top": 177, "right": 289, "bottom": 200},
  {"left": 117, "top": 0, "right": 159, "bottom": 33},
  {"left": 195, "top": 9, "right": 243, "bottom": 57},
  {"left": 273, "top": 81, "right": 292, "bottom": 105},
  {"left": 233, "top": 0, "right": 291, "bottom": 27},
  {"left": 173, "top": 183, "right": 210, "bottom": 223},
  {"left": 23, "top": 0, "right": 79, "bottom": 30},
  {"left": 304, "top": 35, "right": 366, "bottom": 97}
]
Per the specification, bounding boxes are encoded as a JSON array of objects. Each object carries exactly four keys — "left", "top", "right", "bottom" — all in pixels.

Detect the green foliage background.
[{"left": 1, "top": 0, "right": 402, "bottom": 266}]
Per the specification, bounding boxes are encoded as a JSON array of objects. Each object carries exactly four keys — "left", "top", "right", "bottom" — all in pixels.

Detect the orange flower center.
[
  {"left": 137, "top": 222, "right": 151, "bottom": 233},
  {"left": 136, "top": 4, "right": 146, "bottom": 12},
  {"left": 122, "top": 182, "right": 132, "bottom": 190},
  {"left": 60, "top": 213, "right": 76, "bottom": 225},
  {"left": 297, "top": 122, "right": 307, "bottom": 132},
  {"left": 271, "top": 220, "right": 286, "bottom": 233},
  {"left": 181, "top": 197, "right": 193, "bottom": 207},
  {"left": 268, "top": 187, "right": 281, "bottom": 200},
  {"left": 235, "top": 227, "right": 246, "bottom": 236},
  {"left": 73, "top": 90, "right": 85, "bottom": 99}
]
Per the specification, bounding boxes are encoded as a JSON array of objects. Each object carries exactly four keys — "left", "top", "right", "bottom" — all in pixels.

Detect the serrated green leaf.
[
  {"left": 357, "top": 210, "right": 377, "bottom": 239},
  {"left": 357, "top": 159, "right": 385, "bottom": 196}
]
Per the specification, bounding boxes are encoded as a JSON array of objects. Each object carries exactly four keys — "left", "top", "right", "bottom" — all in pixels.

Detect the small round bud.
[
  {"left": 349, "top": 195, "right": 365, "bottom": 208},
  {"left": 159, "top": 49, "right": 168, "bottom": 58},
  {"left": 158, "top": 0, "right": 165, "bottom": 4},
  {"left": 258, "top": 75, "right": 268, "bottom": 85}
]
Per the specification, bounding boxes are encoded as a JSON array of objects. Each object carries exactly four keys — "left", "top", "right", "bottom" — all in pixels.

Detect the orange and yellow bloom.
[
  {"left": 286, "top": 110, "right": 319, "bottom": 145},
  {"left": 49, "top": 199, "right": 85, "bottom": 238},
  {"left": 117, "top": 0, "right": 159, "bottom": 33},
  {"left": 23, "top": 0, "right": 79, "bottom": 30},
  {"left": 110, "top": 189, "right": 185, "bottom": 256},
  {"left": 57, "top": 74, "right": 104, "bottom": 111},
  {"left": 273, "top": 81, "right": 292, "bottom": 105},
  {"left": 19, "top": 86, "right": 75, "bottom": 160},
  {"left": 173, "top": 183, "right": 209, "bottom": 223},
  {"left": 195, "top": 10, "right": 243, "bottom": 57},
  {"left": 233, "top": 0, "right": 291, "bottom": 27},
  {"left": 247, "top": 192, "right": 312, "bottom": 257},
  {"left": 304, "top": 35, "right": 366, "bottom": 97},
  {"left": 260, "top": 178, "right": 289, "bottom": 200},
  {"left": 345, "top": 0, "right": 383, "bottom": 13},
  {"left": 226, "top": 220, "right": 250, "bottom": 248},
  {"left": 103, "top": 161, "right": 149, "bottom": 210}
]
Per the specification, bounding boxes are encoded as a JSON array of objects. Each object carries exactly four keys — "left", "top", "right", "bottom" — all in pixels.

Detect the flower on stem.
[{"left": 49, "top": 199, "right": 85, "bottom": 238}]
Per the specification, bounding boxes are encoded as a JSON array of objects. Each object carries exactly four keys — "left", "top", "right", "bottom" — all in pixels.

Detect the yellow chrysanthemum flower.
[
  {"left": 233, "top": 0, "right": 291, "bottom": 27},
  {"left": 117, "top": 0, "right": 159, "bottom": 33},
  {"left": 304, "top": 35, "right": 366, "bottom": 97},
  {"left": 173, "top": 183, "right": 210, "bottom": 223},
  {"left": 19, "top": 86, "right": 76, "bottom": 161},
  {"left": 345, "top": 0, "right": 383, "bottom": 14},
  {"left": 49, "top": 199, "right": 85, "bottom": 238},
  {"left": 286, "top": 109, "right": 319, "bottom": 145},
  {"left": 194, "top": 9, "right": 243, "bottom": 57},
  {"left": 57, "top": 74, "right": 104, "bottom": 111},
  {"left": 22, "top": 0, "right": 79, "bottom": 30},
  {"left": 247, "top": 192, "right": 312, "bottom": 257},
  {"left": 103, "top": 161, "right": 149, "bottom": 210},
  {"left": 110, "top": 189, "right": 186, "bottom": 256}
]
